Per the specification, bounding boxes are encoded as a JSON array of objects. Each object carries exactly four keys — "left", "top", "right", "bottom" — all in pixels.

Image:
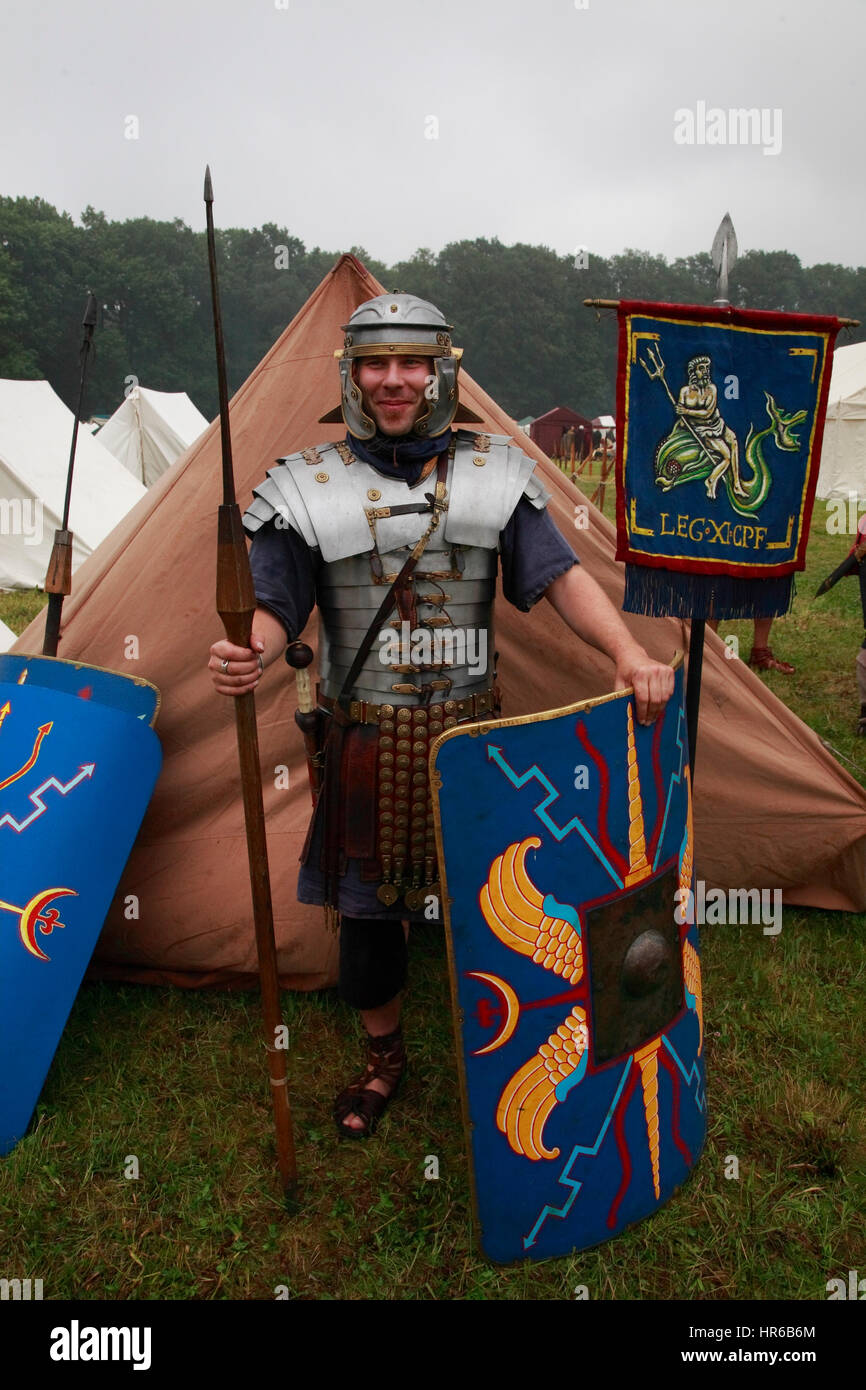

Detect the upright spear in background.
[
  {"left": 683, "top": 213, "right": 739, "bottom": 772},
  {"left": 204, "top": 166, "right": 298, "bottom": 1204},
  {"left": 42, "top": 292, "right": 98, "bottom": 657}
]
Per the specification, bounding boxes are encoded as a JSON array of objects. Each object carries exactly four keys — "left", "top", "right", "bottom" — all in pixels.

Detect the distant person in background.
[
  {"left": 855, "top": 516, "right": 866, "bottom": 733},
  {"left": 815, "top": 512, "right": 866, "bottom": 729},
  {"left": 708, "top": 617, "right": 795, "bottom": 674}
]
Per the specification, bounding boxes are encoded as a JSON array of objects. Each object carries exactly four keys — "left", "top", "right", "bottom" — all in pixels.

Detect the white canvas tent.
[
  {"left": 0, "top": 380, "right": 147, "bottom": 590},
  {"left": 0, "top": 618, "right": 16, "bottom": 652},
  {"left": 98, "top": 386, "right": 208, "bottom": 487},
  {"left": 816, "top": 342, "right": 866, "bottom": 500}
]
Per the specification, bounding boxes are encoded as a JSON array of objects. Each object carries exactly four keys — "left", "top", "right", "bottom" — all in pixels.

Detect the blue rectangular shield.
[
  {"left": 430, "top": 661, "right": 705, "bottom": 1263},
  {"left": 0, "top": 655, "right": 162, "bottom": 1155}
]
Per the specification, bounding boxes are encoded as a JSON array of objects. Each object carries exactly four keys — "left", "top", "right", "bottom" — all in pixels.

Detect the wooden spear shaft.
[
  {"left": 43, "top": 292, "right": 98, "bottom": 657},
  {"left": 204, "top": 166, "right": 297, "bottom": 1203}
]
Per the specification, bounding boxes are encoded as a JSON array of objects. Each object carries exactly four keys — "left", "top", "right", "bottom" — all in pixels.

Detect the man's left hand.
[{"left": 614, "top": 651, "right": 675, "bottom": 726}]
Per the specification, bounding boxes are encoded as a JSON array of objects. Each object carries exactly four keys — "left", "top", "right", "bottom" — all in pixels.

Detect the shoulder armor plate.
[
  {"left": 444, "top": 431, "right": 545, "bottom": 547},
  {"left": 242, "top": 443, "right": 372, "bottom": 561},
  {"left": 522, "top": 469, "right": 551, "bottom": 510}
]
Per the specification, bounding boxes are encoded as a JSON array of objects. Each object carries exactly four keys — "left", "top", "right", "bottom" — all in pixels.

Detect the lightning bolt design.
[
  {"left": 522, "top": 1059, "right": 634, "bottom": 1249},
  {"left": 661, "top": 1033, "right": 706, "bottom": 1111},
  {"left": 0, "top": 764, "right": 96, "bottom": 833},
  {"left": 486, "top": 744, "right": 623, "bottom": 886},
  {"left": 651, "top": 704, "right": 686, "bottom": 871}
]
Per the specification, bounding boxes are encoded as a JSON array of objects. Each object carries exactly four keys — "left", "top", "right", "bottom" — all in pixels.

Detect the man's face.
[{"left": 353, "top": 355, "right": 435, "bottom": 436}]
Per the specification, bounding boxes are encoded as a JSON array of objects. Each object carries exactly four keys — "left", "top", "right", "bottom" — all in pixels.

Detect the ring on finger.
[{"left": 220, "top": 658, "right": 229, "bottom": 674}]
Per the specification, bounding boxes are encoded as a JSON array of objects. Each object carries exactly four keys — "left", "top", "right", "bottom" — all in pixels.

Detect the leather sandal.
[
  {"left": 748, "top": 646, "right": 795, "bottom": 675},
  {"left": 333, "top": 1026, "right": 406, "bottom": 1140}
]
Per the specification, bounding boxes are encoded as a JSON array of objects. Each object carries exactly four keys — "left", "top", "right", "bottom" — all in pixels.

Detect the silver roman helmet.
[{"left": 319, "top": 292, "right": 482, "bottom": 439}]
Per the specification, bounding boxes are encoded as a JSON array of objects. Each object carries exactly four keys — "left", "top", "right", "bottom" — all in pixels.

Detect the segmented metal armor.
[{"left": 243, "top": 430, "right": 549, "bottom": 706}]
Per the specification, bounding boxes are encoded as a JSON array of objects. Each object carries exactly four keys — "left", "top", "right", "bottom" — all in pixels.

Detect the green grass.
[
  {"left": 1, "top": 918, "right": 862, "bottom": 1300},
  {"left": 0, "top": 587, "right": 46, "bottom": 636},
  {"left": 1, "top": 496, "right": 864, "bottom": 1300}
]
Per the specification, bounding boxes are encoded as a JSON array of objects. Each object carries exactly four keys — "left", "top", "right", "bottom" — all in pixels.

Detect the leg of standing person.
[
  {"left": 856, "top": 642, "right": 866, "bottom": 735},
  {"left": 748, "top": 618, "right": 795, "bottom": 674},
  {"left": 334, "top": 917, "right": 408, "bottom": 1137}
]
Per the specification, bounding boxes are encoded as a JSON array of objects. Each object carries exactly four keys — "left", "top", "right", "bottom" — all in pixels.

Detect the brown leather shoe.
[
  {"left": 333, "top": 1026, "right": 406, "bottom": 1140},
  {"left": 748, "top": 646, "right": 795, "bottom": 675}
]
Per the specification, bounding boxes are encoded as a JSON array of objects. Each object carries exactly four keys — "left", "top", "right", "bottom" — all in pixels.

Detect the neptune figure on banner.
[{"left": 640, "top": 344, "right": 808, "bottom": 517}]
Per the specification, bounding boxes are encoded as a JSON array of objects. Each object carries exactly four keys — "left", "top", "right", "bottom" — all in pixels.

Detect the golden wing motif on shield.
[
  {"left": 682, "top": 937, "right": 703, "bottom": 1055},
  {"left": 479, "top": 836, "right": 588, "bottom": 1161}
]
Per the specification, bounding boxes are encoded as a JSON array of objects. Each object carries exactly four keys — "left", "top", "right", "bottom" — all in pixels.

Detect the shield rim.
[{"left": 1, "top": 651, "right": 162, "bottom": 727}]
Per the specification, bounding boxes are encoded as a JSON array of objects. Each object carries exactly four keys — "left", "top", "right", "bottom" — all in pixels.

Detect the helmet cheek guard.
[
  {"left": 413, "top": 352, "right": 461, "bottom": 437},
  {"left": 338, "top": 356, "right": 377, "bottom": 439}
]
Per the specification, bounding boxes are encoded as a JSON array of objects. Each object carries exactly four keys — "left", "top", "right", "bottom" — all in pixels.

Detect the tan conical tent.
[{"left": 13, "top": 255, "right": 866, "bottom": 988}]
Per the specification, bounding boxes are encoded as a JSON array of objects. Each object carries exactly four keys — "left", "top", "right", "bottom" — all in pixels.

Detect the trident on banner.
[{"left": 639, "top": 343, "right": 721, "bottom": 477}]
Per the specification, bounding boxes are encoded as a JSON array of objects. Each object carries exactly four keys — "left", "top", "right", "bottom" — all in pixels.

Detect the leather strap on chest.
[{"left": 333, "top": 444, "right": 452, "bottom": 717}]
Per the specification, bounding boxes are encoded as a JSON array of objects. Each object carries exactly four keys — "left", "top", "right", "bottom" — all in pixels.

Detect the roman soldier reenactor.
[{"left": 208, "top": 293, "right": 674, "bottom": 1137}]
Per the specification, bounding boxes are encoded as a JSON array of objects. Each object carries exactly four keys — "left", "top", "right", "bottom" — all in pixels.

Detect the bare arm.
[
  {"left": 208, "top": 606, "right": 288, "bottom": 696},
  {"left": 544, "top": 565, "right": 674, "bottom": 724}
]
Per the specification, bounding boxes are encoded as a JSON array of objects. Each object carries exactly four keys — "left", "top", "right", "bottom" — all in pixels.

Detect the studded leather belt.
[{"left": 318, "top": 687, "right": 497, "bottom": 728}]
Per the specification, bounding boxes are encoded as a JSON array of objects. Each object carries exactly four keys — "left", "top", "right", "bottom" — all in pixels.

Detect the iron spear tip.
[
  {"left": 204, "top": 165, "right": 213, "bottom": 202},
  {"left": 711, "top": 213, "right": 738, "bottom": 273},
  {"left": 82, "top": 291, "right": 98, "bottom": 327}
]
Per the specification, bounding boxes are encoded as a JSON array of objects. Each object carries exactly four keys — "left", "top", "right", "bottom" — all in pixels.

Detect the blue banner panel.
[
  {"left": 615, "top": 302, "right": 838, "bottom": 582},
  {"left": 431, "top": 665, "right": 705, "bottom": 1263},
  {"left": 0, "top": 664, "right": 161, "bottom": 1155}
]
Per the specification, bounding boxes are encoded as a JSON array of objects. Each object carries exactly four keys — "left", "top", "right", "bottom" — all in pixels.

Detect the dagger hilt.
[{"left": 285, "top": 641, "right": 314, "bottom": 721}]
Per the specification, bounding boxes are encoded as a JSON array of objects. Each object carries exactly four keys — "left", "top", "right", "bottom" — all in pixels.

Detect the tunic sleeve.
[
  {"left": 499, "top": 495, "right": 579, "bottom": 612},
  {"left": 248, "top": 517, "right": 320, "bottom": 641}
]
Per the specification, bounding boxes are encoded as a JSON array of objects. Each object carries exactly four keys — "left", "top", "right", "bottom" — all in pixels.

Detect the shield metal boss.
[
  {"left": 430, "top": 660, "right": 705, "bottom": 1263},
  {"left": 0, "top": 655, "right": 161, "bottom": 1155}
]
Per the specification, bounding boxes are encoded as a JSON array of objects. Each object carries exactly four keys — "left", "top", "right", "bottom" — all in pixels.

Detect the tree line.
[{"left": 2, "top": 195, "right": 864, "bottom": 425}]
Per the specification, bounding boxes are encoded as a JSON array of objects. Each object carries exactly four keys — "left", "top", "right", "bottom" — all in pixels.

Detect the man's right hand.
[{"left": 208, "top": 635, "right": 265, "bottom": 696}]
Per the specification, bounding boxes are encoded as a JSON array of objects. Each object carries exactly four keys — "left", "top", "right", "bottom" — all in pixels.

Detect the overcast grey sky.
[{"left": 1, "top": 0, "right": 860, "bottom": 268}]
